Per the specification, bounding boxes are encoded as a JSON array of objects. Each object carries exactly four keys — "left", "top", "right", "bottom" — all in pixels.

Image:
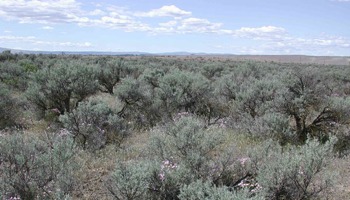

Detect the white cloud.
[
  {"left": 236, "top": 26, "right": 286, "bottom": 35},
  {"left": 42, "top": 26, "right": 54, "bottom": 30},
  {"left": 239, "top": 47, "right": 265, "bottom": 54},
  {"left": 288, "top": 36, "right": 350, "bottom": 48},
  {"left": 213, "top": 30, "right": 350, "bottom": 55},
  {"left": 135, "top": 5, "right": 191, "bottom": 18},
  {"left": 0, "top": 1, "right": 287, "bottom": 38},
  {"left": 89, "top": 9, "right": 106, "bottom": 16},
  {"left": 159, "top": 20, "right": 177, "bottom": 27},
  {"left": 0, "top": 0, "right": 82, "bottom": 24},
  {"left": 231, "top": 26, "right": 287, "bottom": 40},
  {"left": 100, "top": 16, "right": 130, "bottom": 25},
  {"left": 54, "top": 41, "right": 92, "bottom": 47},
  {"left": 178, "top": 18, "right": 222, "bottom": 33},
  {"left": 0, "top": 35, "right": 36, "bottom": 42},
  {"left": 152, "top": 17, "right": 222, "bottom": 34},
  {"left": 87, "top": 15, "right": 150, "bottom": 32},
  {"left": 0, "top": 35, "right": 93, "bottom": 48},
  {"left": 238, "top": 35, "right": 350, "bottom": 55},
  {"left": 0, "top": 1, "right": 348, "bottom": 55}
]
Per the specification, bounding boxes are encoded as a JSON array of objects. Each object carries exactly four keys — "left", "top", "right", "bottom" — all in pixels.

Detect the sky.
[{"left": 0, "top": 0, "right": 350, "bottom": 55}]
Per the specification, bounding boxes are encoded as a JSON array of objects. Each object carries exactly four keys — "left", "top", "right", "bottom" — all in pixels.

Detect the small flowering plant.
[{"left": 159, "top": 159, "right": 178, "bottom": 181}]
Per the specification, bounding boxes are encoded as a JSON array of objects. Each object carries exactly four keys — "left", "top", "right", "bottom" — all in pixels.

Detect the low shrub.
[
  {"left": 179, "top": 180, "right": 264, "bottom": 200},
  {"left": 59, "top": 99, "right": 129, "bottom": 150},
  {"left": 106, "top": 160, "right": 154, "bottom": 200},
  {"left": 0, "top": 83, "right": 20, "bottom": 129},
  {"left": 0, "top": 132, "right": 77, "bottom": 200},
  {"left": 249, "top": 137, "right": 338, "bottom": 200}
]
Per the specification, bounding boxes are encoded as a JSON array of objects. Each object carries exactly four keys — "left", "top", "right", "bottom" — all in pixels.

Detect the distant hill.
[
  {"left": 0, "top": 47, "right": 218, "bottom": 56},
  {"left": 1, "top": 47, "right": 349, "bottom": 65},
  {"left": 0, "top": 47, "right": 9, "bottom": 52},
  {"left": 0, "top": 47, "right": 152, "bottom": 56},
  {"left": 199, "top": 54, "right": 350, "bottom": 66}
]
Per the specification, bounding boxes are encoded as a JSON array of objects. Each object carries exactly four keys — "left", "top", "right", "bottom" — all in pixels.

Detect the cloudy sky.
[{"left": 0, "top": 0, "right": 350, "bottom": 55}]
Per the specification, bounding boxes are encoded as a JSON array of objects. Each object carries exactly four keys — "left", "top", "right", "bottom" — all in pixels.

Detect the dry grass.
[
  {"left": 152, "top": 55, "right": 350, "bottom": 66},
  {"left": 66, "top": 126, "right": 260, "bottom": 199},
  {"left": 13, "top": 117, "right": 350, "bottom": 199},
  {"left": 72, "top": 147, "right": 118, "bottom": 200},
  {"left": 70, "top": 130, "right": 152, "bottom": 199}
]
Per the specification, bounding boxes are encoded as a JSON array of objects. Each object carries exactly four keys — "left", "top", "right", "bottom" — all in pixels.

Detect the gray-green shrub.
[
  {"left": 0, "top": 132, "right": 77, "bottom": 200},
  {"left": 179, "top": 180, "right": 264, "bottom": 200},
  {"left": 59, "top": 99, "right": 128, "bottom": 150},
  {"left": 150, "top": 116, "right": 224, "bottom": 179},
  {"left": 155, "top": 69, "right": 210, "bottom": 119},
  {"left": 26, "top": 61, "right": 98, "bottom": 116},
  {"left": 146, "top": 117, "right": 242, "bottom": 199},
  {"left": 116, "top": 77, "right": 160, "bottom": 128},
  {"left": 249, "top": 137, "right": 337, "bottom": 200},
  {"left": 97, "top": 58, "right": 128, "bottom": 94},
  {"left": 0, "top": 83, "right": 20, "bottom": 129},
  {"left": 106, "top": 160, "right": 154, "bottom": 200},
  {"left": 107, "top": 117, "right": 244, "bottom": 200}
]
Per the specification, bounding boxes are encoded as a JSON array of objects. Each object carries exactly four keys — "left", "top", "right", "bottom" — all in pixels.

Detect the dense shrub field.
[{"left": 1, "top": 51, "right": 350, "bottom": 199}]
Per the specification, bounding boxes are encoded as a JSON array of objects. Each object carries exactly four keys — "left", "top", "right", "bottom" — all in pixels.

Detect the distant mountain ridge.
[
  {"left": 0, "top": 47, "right": 151, "bottom": 56},
  {"left": 1, "top": 47, "right": 349, "bottom": 65},
  {"left": 0, "top": 47, "right": 210, "bottom": 56}
]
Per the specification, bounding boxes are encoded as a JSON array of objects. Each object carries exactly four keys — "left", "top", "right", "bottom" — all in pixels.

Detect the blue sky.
[{"left": 0, "top": 0, "right": 350, "bottom": 55}]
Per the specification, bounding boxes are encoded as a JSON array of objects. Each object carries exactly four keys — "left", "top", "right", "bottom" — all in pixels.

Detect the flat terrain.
[{"left": 154, "top": 55, "right": 350, "bottom": 65}]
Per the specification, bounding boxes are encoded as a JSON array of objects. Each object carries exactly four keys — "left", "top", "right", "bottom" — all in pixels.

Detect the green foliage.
[
  {"left": 179, "top": 180, "right": 264, "bottom": 200},
  {"left": 0, "top": 50, "right": 17, "bottom": 62},
  {"left": 273, "top": 70, "right": 350, "bottom": 144},
  {"left": 140, "top": 68, "right": 167, "bottom": 89},
  {"left": 249, "top": 137, "right": 337, "bottom": 200},
  {"left": 200, "top": 63, "right": 226, "bottom": 79},
  {"left": 156, "top": 69, "right": 210, "bottom": 119},
  {"left": 107, "top": 117, "right": 241, "bottom": 199},
  {"left": 150, "top": 116, "right": 224, "bottom": 179},
  {"left": 107, "top": 161, "right": 154, "bottom": 200},
  {"left": 59, "top": 99, "right": 128, "bottom": 150},
  {"left": 0, "top": 83, "right": 19, "bottom": 128},
  {"left": 214, "top": 72, "right": 239, "bottom": 102},
  {"left": 2, "top": 54, "right": 350, "bottom": 198},
  {"left": 116, "top": 69, "right": 220, "bottom": 128},
  {"left": 0, "top": 132, "right": 77, "bottom": 200},
  {"left": 116, "top": 76, "right": 160, "bottom": 128},
  {"left": 19, "top": 59, "right": 39, "bottom": 73},
  {"left": 147, "top": 161, "right": 194, "bottom": 200},
  {"left": 145, "top": 117, "right": 240, "bottom": 199},
  {"left": 234, "top": 76, "right": 278, "bottom": 119},
  {"left": 26, "top": 61, "right": 99, "bottom": 116},
  {"left": 97, "top": 58, "right": 129, "bottom": 94},
  {"left": 0, "top": 61, "right": 28, "bottom": 90},
  {"left": 107, "top": 158, "right": 194, "bottom": 200}
]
